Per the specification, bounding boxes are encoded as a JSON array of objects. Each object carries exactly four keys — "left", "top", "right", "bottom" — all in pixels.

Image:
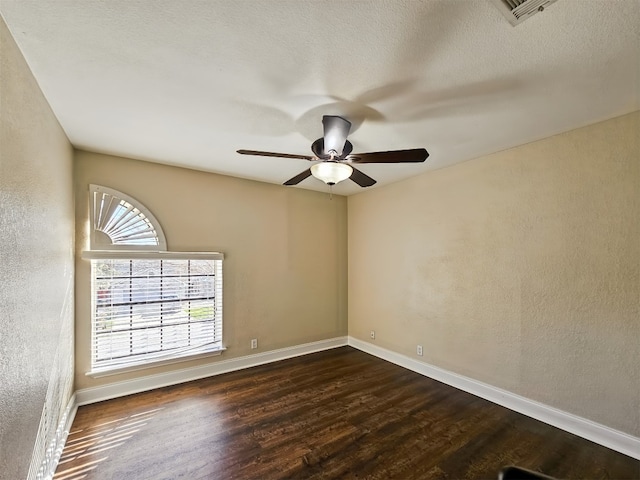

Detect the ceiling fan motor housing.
[{"left": 311, "top": 138, "right": 353, "bottom": 160}]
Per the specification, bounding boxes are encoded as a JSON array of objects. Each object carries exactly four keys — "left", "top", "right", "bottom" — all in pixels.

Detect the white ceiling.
[{"left": 1, "top": 1, "right": 639, "bottom": 195}]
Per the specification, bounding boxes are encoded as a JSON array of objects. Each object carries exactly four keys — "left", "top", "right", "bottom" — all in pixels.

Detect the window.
[
  {"left": 90, "top": 184, "right": 167, "bottom": 250},
  {"left": 85, "top": 185, "right": 223, "bottom": 375},
  {"left": 89, "top": 254, "right": 223, "bottom": 373}
]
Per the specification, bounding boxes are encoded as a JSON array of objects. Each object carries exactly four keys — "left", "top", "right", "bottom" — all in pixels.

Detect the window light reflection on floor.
[{"left": 52, "top": 408, "right": 163, "bottom": 480}]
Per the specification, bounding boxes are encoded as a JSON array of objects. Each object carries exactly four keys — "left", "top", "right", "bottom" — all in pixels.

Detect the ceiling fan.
[{"left": 237, "top": 115, "right": 429, "bottom": 188}]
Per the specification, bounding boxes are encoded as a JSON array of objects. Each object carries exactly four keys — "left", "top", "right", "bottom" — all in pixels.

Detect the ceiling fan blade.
[
  {"left": 349, "top": 166, "right": 377, "bottom": 187},
  {"left": 346, "top": 148, "right": 429, "bottom": 164},
  {"left": 322, "top": 116, "right": 352, "bottom": 157},
  {"left": 283, "top": 169, "right": 312, "bottom": 186},
  {"left": 237, "top": 149, "right": 314, "bottom": 161}
]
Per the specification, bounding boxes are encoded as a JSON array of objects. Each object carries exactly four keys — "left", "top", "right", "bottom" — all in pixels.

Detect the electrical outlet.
[
  {"left": 417, "top": 345, "right": 423, "bottom": 356},
  {"left": 370, "top": 330, "right": 375, "bottom": 339},
  {"left": 251, "top": 338, "right": 258, "bottom": 349}
]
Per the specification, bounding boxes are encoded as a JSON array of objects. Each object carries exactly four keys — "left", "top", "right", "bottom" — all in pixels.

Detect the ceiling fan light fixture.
[{"left": 310, "top": 162, "right": 353, "bottom": 185}]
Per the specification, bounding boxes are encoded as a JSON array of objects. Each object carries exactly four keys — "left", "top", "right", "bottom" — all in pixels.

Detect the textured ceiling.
[{"left": 1, "top": 0, "right": 639, "bottom": 195}]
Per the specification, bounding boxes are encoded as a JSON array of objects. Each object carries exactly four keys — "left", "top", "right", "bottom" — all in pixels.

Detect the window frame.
[
  {"left": 84, "top": 251, "right": 224, "bottom": 377},
  {"left": 84, "top": 185, "right": 224, "bottom": 376}
]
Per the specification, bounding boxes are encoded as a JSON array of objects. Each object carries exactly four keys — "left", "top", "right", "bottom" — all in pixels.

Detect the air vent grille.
[{"left": 491, "top": 0, "right": 560, "bottom": 26}]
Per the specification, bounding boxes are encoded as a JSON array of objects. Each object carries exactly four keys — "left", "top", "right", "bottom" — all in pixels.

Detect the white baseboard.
[
  {"left": 75, "top": 336, "right": 348, "bottom": 406},
  {"left": 348, "top": 336, "right": 640, "bottom": 460},
  {"left": 40, "top": 394, "right": 77, "bottom": 480},
  {"left": 66, "top": 336, "right": 640, "bottom": 464}
]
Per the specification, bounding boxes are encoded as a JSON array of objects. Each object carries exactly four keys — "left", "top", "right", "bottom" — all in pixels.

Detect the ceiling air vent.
[{"left": 490, "top": 0, "right": 559, "bottom": 26}]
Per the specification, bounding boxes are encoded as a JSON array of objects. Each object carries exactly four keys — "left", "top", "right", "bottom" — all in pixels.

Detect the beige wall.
[
  {"left": 74, "top": 151, "right": 348, "bottom": 390},
  {"left": 348, "top": 112, "right": 640, "bottom": 437},
  {"left": 0, "top": 17, "right": 75, "bottom": 480}
]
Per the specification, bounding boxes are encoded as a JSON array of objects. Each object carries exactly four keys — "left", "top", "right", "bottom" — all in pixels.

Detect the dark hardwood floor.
[{"left": 54, "top": 347, "right": 639, "bottom": 479}]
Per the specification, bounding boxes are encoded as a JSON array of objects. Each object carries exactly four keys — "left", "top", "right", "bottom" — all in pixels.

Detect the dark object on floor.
[{"left": 499, "top": 465, "right": 556, "bottom": 480}]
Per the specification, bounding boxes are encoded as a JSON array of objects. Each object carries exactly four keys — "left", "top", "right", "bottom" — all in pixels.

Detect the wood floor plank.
[{"left": 54, "top": 347, "right": 639, "bottom": 479}]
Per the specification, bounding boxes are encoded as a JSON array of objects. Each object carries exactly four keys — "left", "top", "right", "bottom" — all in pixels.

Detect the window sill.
[{"left": 86, "top": 347, "right": 226, "bottom": 378}]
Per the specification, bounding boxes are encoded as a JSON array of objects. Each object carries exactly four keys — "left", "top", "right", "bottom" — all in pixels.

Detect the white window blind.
[
  {"left": 90, "top": 184, "right": 167, "bottom": 250},
  {"left": 90, "top": 256, "right": 223, "bottom": 373}
]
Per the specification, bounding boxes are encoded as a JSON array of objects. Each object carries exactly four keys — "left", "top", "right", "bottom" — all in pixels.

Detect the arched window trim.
[{"left": 89, "top": 184, "right": 167, "bottom": 251}]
